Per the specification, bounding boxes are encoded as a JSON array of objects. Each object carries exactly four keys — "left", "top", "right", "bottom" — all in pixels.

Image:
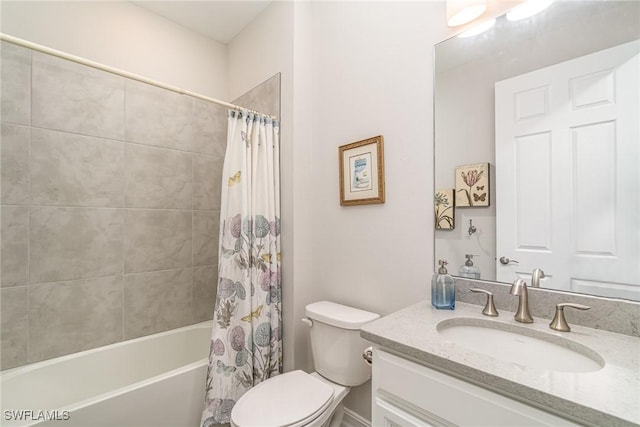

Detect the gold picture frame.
[{"left": 339, "top": 135, "right": 385, "bottom": 206}]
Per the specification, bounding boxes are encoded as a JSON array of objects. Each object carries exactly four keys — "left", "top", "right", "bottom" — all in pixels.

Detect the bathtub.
[{"left": 1, "top": 321, "right": 212, "bottom": 427}]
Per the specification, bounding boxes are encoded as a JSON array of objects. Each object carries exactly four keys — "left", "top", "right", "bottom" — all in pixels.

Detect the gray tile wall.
[
  {"left": 232, "top": 74, "right": 281, "bottom": 119},
  {"left": 0, "top": 42, "right": 255, "bottom": 369}
]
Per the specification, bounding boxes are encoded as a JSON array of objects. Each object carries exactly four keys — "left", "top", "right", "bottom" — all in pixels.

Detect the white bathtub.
[{"left": 1, "top": 321, "right": 212, "bottom": 427}]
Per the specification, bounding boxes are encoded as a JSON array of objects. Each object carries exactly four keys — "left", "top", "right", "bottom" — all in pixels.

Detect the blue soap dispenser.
[
  {"left": 432, "top": 259, "right": 455, "bottom": 310},
  {"left": 458, "top": 254, "right": 481, "bottom": 279}
]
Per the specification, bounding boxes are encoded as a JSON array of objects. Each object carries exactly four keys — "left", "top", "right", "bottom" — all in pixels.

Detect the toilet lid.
[{"left": 231, "top": 370, "right": 334, "bottom": 427}]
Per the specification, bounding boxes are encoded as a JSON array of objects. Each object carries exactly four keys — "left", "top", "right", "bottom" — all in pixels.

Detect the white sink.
[{"left": 436, "top": 318, "right": 605, "bottom": 373}]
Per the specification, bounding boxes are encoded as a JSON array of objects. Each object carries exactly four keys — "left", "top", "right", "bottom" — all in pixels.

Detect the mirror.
[{"left": 434, "top": 1, "right": 639, "bottom": 301}]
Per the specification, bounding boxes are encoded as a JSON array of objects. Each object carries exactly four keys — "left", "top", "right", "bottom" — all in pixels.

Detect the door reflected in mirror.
[{"left": 434, "top": 1, "right": 639, "bottom": 301}]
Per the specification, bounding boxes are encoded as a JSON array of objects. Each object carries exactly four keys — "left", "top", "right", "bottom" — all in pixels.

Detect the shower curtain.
[{"left": 201, "top": 110, "right": 282, "bottom": 426}]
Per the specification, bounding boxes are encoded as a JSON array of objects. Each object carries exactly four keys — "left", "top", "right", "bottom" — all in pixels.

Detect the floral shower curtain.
[{"left": 201, "top": 110, "right": 282, "bottom": 426}]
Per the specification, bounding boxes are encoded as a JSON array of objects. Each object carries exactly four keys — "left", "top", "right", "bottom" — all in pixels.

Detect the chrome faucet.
[
  {"left": 531, "top": 268, "right": 545, "bottom": 288},
  {"left": 509, "top": 279, "right": 533, "bottom": 323}
]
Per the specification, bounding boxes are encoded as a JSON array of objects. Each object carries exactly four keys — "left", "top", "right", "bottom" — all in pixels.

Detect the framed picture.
[
  {"left": 455, "top": 163, "right": 490, "bottom": 207},
  {"left": 435, "top": 189, "right": 455, "bottom": 230},
  {"left": 339, "top": 135, "right": 385, "bottom": 206}
]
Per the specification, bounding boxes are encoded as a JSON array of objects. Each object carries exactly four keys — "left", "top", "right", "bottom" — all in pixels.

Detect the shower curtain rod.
[{"left": 1, "top": 33, "right": 276, "bottom": 120}]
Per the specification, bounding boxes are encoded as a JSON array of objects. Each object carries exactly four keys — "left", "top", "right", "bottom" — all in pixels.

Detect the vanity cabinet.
[{"left": 372, "top": 349, "right": 581, "bottom": 427}]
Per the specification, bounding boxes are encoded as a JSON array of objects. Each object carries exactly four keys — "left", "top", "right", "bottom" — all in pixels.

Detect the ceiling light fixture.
[
  {"left": 458, "top": 18, "right": 496, "bottom": 38},
  {"left": 506, "top": 0, "right": 554, "bottom": 21},
  {"left": 447, "top": 0, "right": 488, "bottom": 27}
]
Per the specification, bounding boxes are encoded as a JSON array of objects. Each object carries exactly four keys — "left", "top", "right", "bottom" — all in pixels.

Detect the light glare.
[
  {"left": 506, "top": 0, "right": 554, "bottom": 21},
  {"left": 448, "top": 4, "right": 487, "bottom": 27},
  {"left": 458, "top": 18, "right": 496, "bottom": 38}
]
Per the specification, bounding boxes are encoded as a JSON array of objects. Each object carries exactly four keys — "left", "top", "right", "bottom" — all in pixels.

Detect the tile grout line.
[
  {"left": 21, "top": 267, "right": 216, "bottom": 290},
  {"left": 25, "top": 46, "right": 33, "bottom": 364},
  {"left": 122, "top": 77, "right": 127, "bottom": 342},
  {"left": 120, "top": 79, "right": 129, "bottom": 341},
  {"left": 191, "top": 119, "right": 195, "bottom": 325},
  {"left": 0, "top": 203, "right": 214, "bottom": 213}
]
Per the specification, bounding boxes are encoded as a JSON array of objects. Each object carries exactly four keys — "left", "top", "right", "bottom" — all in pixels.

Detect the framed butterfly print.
[
  {"left": 455, "top": 163, "right": 490, "bottom": 207},
  {"left": 339, "top": 135, "right": 385, "bottom": 206}
]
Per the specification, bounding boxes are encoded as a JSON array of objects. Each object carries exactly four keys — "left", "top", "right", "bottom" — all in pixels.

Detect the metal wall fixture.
[{"left": 468, "top": 219, "right": 477, "bottom": 236}]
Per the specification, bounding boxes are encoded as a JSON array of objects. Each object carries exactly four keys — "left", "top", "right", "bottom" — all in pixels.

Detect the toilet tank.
[{"left": 305, "top": 301, "right": 380, "bottom": 387}]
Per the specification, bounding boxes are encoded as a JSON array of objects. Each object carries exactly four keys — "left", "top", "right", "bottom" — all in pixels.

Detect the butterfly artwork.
[
  {"left": 455, "top": 163, "right": 490, "bottom": 207},
  {"left": 216, "top": 360, "right": 237, "bottom": 376},
  {"left": 473, "top": 193, "right": 487, "bottom": 202},
  {"left": 260, "top": 252, "right": 282, "bottom": 263},
  {"left": 241, "top": 305, "right": 263, "bottom": 322},
  {"left": 228, "top": 171, "right": 241, "bottom": 187}
]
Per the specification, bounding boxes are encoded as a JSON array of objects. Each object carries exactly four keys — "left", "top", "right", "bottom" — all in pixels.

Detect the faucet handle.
[
  {"left": 549, "top": 303, "right": 590, "bottom": 332},
  {"left": 470, "top": 288, "right": 499, "bottom": 317}
]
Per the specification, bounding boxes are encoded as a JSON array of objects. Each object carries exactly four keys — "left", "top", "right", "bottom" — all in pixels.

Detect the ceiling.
[{"left": 131, "top": 1, "right": 272, "bottom": 44}]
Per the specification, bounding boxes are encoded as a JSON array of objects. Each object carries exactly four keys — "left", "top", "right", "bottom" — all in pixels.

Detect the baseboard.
[{"left": 342, "top": 407, "right": 371, "bottom": 427}]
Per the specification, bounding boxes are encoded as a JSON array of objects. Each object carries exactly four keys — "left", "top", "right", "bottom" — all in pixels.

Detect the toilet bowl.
[
  {"left": 230, "top": 301, "right": 379, "bottom": 427},
  {"left": 231, "top": 371, "right": 348, "bottom": 427}
]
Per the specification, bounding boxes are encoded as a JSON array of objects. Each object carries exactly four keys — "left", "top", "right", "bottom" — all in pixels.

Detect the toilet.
[{"left": 230, "top": 301, "right": 380, "bottom": 427}]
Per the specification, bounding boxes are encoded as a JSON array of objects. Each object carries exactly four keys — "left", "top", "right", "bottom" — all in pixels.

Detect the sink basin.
[{"left": 436, "top": 318, "right": 605, "bottom": 373}]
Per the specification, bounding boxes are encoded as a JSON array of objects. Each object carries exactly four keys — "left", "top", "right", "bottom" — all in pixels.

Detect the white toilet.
[{"left": 230, "top": 301, "right": 380, "bottom": 427}]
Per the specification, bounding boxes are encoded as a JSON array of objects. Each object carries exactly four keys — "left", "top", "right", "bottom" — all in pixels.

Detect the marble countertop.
[{"left": 361, "top": 301, "right": 640, "bottom": 427}]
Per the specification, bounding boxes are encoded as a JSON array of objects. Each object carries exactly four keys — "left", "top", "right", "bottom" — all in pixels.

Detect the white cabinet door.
[
  {"left": 374, "top": 397, "right": 440, "bottom": 427},
  {"left": 495, "top": 40, "right": 639, "bottom": 299},
  {"left": 372, "top": 349, "right": 581, "bottom": 427}
]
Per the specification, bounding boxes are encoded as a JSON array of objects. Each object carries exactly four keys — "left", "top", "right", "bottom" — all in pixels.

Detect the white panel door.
[{"left": 495, "top": 40, "right": 639, "bottom": 298}]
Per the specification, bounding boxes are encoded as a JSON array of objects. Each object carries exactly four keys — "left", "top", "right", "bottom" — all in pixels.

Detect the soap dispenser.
[
  {"left": 432, "top": 260, "right": 455, "bottom": 310},
  {"left": 458, "top": 254, "right": 481, "bottom": 279}
]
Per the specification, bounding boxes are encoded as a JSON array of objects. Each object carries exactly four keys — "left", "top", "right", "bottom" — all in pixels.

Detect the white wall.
[
  {"left": 309, "top": 1, "right": 450, "bottom": 418},
  {"left": 227, "top": 2, "right": 292, "bottom": 102},
  {"left": 290, "top": 1, "right": 316, "bottom": 375},
  {"left": 310, "top": 0, "right": 448, "bottom": 326},
  {"left": 0, "top": 1, "right": 228, "bottom": 99}
]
